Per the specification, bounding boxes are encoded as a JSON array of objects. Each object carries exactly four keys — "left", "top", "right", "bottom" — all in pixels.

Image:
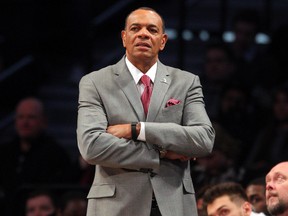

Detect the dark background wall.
[{"left": 0, "top": 0, "right": 288, "bottom": 160}]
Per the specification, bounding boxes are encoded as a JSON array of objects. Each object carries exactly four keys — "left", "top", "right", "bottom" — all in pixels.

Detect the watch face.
[{"left": 159, "top": 149, "right": 167, "bottom": 158}]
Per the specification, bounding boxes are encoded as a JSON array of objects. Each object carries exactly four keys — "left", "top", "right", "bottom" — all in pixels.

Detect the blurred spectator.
[
  {"left": 244, "top": 86, "right": 288, "bottom": 180},
  {"left": 215, "top": 82, "right": 261, "bottom": 168},
  {"left": 0, "top": 97, "right": 72, "bottom": 215},
  {"left": 200, "top": 42, "right": 236, "bottom": 120},
  {"left": 229, "top": 8, "right": 267, "bottom": 87},
  {"left": 202, "top": 182, "right": 265, "bottom": 216},
  {"left": 245, "top": 177, "right": 270, "bottom": 215},
  {"left": 25, "top": 189, "right": 57, "bottom": 216},
  {"left": 57, "top": 191, "right": 87, "bottom": 216},
  {"left": 191, "top": 123, "right": 241, "bottom": 192}
]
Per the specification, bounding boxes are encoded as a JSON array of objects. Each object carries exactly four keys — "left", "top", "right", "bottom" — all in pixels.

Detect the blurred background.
[{"left": 0, "top": 0, "right": 288, "bottom": 162}]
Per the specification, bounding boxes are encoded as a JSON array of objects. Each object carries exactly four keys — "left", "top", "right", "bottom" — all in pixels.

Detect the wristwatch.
[
  {"left": 131, "top": 122, "right": 138, "bottom": 141},
  {"left": 159, "top": 148, "right": 167, "bottom": 159}
]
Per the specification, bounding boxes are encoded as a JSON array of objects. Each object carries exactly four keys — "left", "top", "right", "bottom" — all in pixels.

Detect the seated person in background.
[
  {"left": 0, "top": 97, "right": 72, "bottom": 214},
  {"left": 57, "top": 191, "right": 87, "bottom": 216},
  {"left": 25, "top": 189, "right": 57, "bottom": 216},
  {"left": 245, "top": 177, "right": 270, "bottom": 215},
  {"left": 245, "top": 86, "right": 288, "bottom": 180},
  {"left": 202, "top": 182, "right": 265, "bottom": 216}
]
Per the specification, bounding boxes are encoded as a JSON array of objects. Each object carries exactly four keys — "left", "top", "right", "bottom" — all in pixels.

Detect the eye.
[
  {"left": 219, "top": 209, "right": 230, "bottom": 216},
  {"left": 250, "top": 196, "right": 262, "bottom": 204},
  {"left": 275, "top": 175, "right": 286, "bottom": 183},
  {"left": 130, "top": 26, "right": 139, "bottom": 32},
  {"left": 149, "top": 28, "right": 158, "bottom": 34}
]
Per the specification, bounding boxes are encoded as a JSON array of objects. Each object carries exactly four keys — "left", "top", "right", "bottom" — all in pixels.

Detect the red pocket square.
[{"left": 166, "top": 98, "right": 181, "bottom": 107}]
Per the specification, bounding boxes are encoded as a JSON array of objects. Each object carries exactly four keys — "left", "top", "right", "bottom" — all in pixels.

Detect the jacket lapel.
[
  {"left": 147, "top": 61, "right": 170, "bottom": 122},
  {"left": 113, "top": 58, "right": 146, "bottom": 121}
]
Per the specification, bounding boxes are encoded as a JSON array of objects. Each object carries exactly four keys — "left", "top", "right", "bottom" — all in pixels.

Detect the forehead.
[
  {"left": 127, "top": 9, "right": 163, "bottom": 27},
  {"left": 17, "top": 100, "right": 42, "bottom": 115},
  {"left": 246, "top": 185, "right": 264, "bottom": 194},
  {"left": 208, "top": 195, "right": 236, "bottom": 212},
  {"left": 27, "top": 195, "right": 52, "bottom": 205},
  {"left": 266, "top": 163, "right": 288, "bottom": 179}
]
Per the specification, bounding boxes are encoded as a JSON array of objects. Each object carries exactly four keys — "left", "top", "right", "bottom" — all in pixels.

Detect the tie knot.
[{"left": 141, "top": 75, "right": 151, "bottom": 87}]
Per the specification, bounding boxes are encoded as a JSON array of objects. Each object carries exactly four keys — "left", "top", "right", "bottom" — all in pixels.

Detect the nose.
[
  {"left": 266, "top": 181, "right": 274, "bottom": 191},
  {"left": 138, "top": 28, "right": 149, "bottom": 38}
]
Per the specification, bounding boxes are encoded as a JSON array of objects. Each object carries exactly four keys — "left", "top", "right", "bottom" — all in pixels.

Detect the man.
[
  {"left": 246, "top": 177, "right": 269, "bottom": 215},
  {"left": 202, "top": 182, "right": 265, "bottom": 216},
  {"left": 25, "top": 190, "right": 57, "bottom": 216},
  {"left": 57, "top": 191, "right": 87, "bottom": 216},
  {"left": 77, "top": 7, "right": 215, "bottom": 216},
  {"left": 265, "top": 161, "right": 288, "bottom": 216},
  {"left": 0, "top": 97, "right": 71, "bottom": 215},
  {"left": 201, "top": 42, "right": 236, "bottom": 120}
]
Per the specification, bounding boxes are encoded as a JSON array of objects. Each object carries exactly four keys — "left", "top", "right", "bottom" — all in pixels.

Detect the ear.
[
  {"left": 159, "top": 33, "right": 168, "bottom": 51},
  {"left": 121, "top": 30, "right": 126, "bottom": 48},
  {"left": 241, "top": 202, "right": 252, "bottom": 216}
]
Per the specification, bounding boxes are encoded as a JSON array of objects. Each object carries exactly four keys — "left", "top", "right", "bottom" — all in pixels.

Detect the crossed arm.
[{"left": 107, "top": 123, "right": 191, "bottom": 161}]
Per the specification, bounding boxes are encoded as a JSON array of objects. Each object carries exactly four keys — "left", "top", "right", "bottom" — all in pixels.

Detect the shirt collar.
[{"left": 125, "top": 57, "right": 157, "bottom": 84}]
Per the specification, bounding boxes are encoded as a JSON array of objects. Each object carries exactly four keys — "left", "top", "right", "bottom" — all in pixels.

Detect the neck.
[
  {"left": 20, "top": 139, "right": 31, "bottom": 153},
  {"left": 126, "top": 55, "right": 157, "bottom": 73}
]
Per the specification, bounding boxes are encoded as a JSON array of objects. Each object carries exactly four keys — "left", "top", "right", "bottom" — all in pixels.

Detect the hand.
[
  {"left": 164, "top": 151, "right": 191, "bottom": 162},
  {"left": 107, "top": 124, "right": 131, "bottom": 139}
]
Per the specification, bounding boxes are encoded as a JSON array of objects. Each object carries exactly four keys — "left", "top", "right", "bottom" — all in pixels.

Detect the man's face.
[
  {"left": 234, "top": 21, "right": 256, "bottom": 48},
  {"left": 266, "top": 162, "right": 288, "bottom": 216},
  {"left": 62, "top": 199, "right": 87, "bottom": 216},
  {"left": 246, "top": 184, "right": 267, "bottom": 214},
  {"left": 207, "top": 195, "right": 251, "bottom": 216},
  {"left": 15, "top": 99, "right": 46, "bottom": 139},
  {"left": 204, "top": 49, "right": 233, "bottom": 81},
  {"left": 26, "top": 195, "right": 55, "bottom": 216},
  {"left": 121, "top": 9, "right": 168, "bottom": 66}
]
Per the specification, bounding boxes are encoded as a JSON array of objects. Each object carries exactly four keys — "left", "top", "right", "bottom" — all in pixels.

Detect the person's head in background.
[
  {"left": 204, "top": 42, "right": 236, "bottom": 84},
  {"left": 15, "top": 97, "right": 47, "bottom": 141},
  {"left": 57, "top": 191, "right": 87, "bottom": 216},
  {"left": 203, "top": 182, "right": 252, "bottom": 216},
  {"left": 25, "top": 190, "right": 57, "bottom": 216},
  {"left": 220, "top": 83, "right": 250, "bottom": 115},
  {"left": 246, "top": 177, "right": 269, "bottom": 215},
  {"left": 265, "top": 161, "right": 288, "bottom": 216},
  {"left": 232, "top": 9, "right": 260, "bottom": 59}
]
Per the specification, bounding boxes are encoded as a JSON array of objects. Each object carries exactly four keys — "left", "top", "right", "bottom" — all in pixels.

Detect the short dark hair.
[
  {"left": 246, "top": 177, "right": 266, "bottom": 187},
  {"left": 124, "top": 7, "right": 166, "bottom": 32},
  {"left": 202, "top": 182, "right": 248, "bottom": 209},
  {"left": 206, "top": 42, "right": 236, "bottom": 63}
]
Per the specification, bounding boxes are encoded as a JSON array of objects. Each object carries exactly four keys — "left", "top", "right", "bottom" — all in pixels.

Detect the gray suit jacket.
[{"left": 77, "top": 57, "right": 215, "bottom": 216}]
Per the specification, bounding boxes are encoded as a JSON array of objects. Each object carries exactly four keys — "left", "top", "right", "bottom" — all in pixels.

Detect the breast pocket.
[{"left": 160, "top": 104, "right": 183, "bottom": 123}]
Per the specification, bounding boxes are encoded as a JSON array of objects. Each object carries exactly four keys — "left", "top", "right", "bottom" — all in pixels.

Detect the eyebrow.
[
  {"left": 208, "top": 205, "right": 227, "bottom": 216},
  {"left": 129, "top": 23, "right": 159, "bottom": 29}
]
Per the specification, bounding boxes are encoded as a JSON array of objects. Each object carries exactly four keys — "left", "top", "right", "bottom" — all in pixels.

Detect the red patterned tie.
[{"left": 141, "top": 75, "right": 152, "bottom": 116}]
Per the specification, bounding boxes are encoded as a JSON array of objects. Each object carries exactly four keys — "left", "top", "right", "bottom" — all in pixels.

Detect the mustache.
[{"left": 267, "top": 191, "right": 278, "bottom": 198}]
